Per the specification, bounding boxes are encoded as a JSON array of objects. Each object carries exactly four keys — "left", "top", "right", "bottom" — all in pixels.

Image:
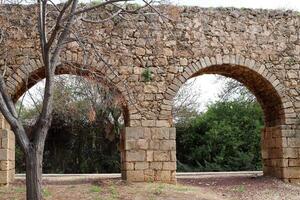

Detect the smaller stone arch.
[{"left": 162, "top": 54, "right": 299, "bottom": 183}]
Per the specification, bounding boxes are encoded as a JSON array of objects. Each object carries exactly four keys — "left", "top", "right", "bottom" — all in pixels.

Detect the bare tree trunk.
[{"left": 25, "top": 146, "right": 43, "bottom": 200}]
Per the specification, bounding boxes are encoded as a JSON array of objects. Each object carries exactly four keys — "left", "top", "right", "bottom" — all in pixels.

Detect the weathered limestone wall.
[
  {"left": 0, "top": 5, "right": 300, "bottom": 184},
  {"left": 0, "top": 116, "right": 15, "bottom": 186}
]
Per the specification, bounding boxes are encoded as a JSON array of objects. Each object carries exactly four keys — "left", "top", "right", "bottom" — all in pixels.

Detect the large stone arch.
[
  {"left": 0, "top": 59, "right": 138, "bottom": 185},
  {"left": 160, "top": 54, "right": 299, "bottom": 183}
]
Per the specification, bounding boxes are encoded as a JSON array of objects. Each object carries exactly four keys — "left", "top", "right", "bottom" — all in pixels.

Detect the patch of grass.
[
  {"left": 14, "top": 187, "right": 26, "bottom": 193},
  {"left": 153, "top": 184, "right": 164, "bottom": 196},
  {"left": 172, "top": 185, "right": 190, "bottom": 192},
  {"left": 142, "top": 67, "right": 153, "bottom": 82},
  {"left": 42, "top": 188, "right": 52, "bottom": 198},
  {"left": 109, "top": 185, "right": 119, "bottom": 199},
  {"left": 89, "top": 185, "right": 102, "bottom": 193},
  {"left": 233, "top": 185, "right": 246, "bottom": 193},
  {"left": 148, "top": 195, "right": 156, "bottom": 200}
]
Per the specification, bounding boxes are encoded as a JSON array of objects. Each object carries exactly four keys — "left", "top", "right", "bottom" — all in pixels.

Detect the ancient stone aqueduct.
[{"left": 0, "top": 4, "right": 300, "bottom": 185}]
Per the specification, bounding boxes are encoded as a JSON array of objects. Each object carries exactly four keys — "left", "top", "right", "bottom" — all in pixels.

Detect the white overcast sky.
[
  {"left": 23, "top": 0, "right": 299, "bottom": 110},
  {"left": 165, "top": 0, "right": 300, "bottom": 10}
]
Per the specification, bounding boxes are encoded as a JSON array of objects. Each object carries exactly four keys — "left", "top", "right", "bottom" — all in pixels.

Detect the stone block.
[
  {"left": 123, "top": 162, "right": 134, "bottom": 170},
  {"left": 0, "top": 149, "right": 8, "bottom": 160},
  {"left": 150, "top": 162, "right": 163, "bottom": 170},
  {"left": 0, "top": 130, "right": 8, "bottom": 139},
  {"left": 151, "top": 128, "right": 169, "bottom": 140},
  {"left": 0, "top": 117, "right": 6, "bottom": 130},
  {"left": 159, "top": 140, "right": 176, "bottom": 151},
  {"left": 144, "top": 128, "right": 152, "bottom": 139},
  {"left": 9, "top": 150, "right": 15, "bottom": 161},
  {"left": 163, "top": 162, "right": 176, "bottom": 170},
  {"left": 130, "top": 120, "right": 141, "bottom": 127},
  {"left": 135, "top": 47, "right": 146, "bottom": 56},
  {"left": 283, "top": 148, "right": 299, "bottom": 158},
  {"left": 275, "top": 137, "right": 288, "bottom": 148},
  {"left": 144, "top": 169, "right": 155, "bottom": 182},
  {"left": 261, "top": 150, "right": 269, "bottom": 159},
  {"left": 155, "top": 170, "right": 171, "bottom": 182},
  {"left": 0, "top": 171, "right": 8, "bottom": 184},
  {"left": 146, "top": 151, "right": 153, "bottom": 162},
  {"left": 8, "top": 161, "right": 15, "bottom": 171},
  {"left": 169, "top": 128, "right": 176, "bottom": 140},
  {"left": 171, "top": 151, "right": 176, "bottom": 161},
  {"left": 156, "top": 120, "right": 170, "bottom": 127},
  {"left": 126, "top": 127, "right": 144, "bottom": 140},
  {"left": 283, "top": 167, "right": 300, "bottom": 179},
  {"left": 288, "top": 159, "right": 300, "bottom": 167},
  {"left": 125, "top": 140, "right": 136, "bottom": 150},
  {"left": 153, "top": 151, "right": 170, "bottom": 162},
  {"left": 149, "top": 140, "right": 160, "bottom": 150},
  {"left": 126, "top": 150, "right": 146, "bottom": 162},
  {"left": 288, "top": 138, "right": 300, "bottom": 147},
  {"left": 0, "top": 161, "right": 8, "bottom": 171},
  {"left": 142, "top": 120, "right": 156, "bottom": 127},
  {"left": 126, "top": 170, "right": 145, "bottom": 182},
  {"left": 136, "top": 139, "right": 148, "bottom": 150},
  {"left": 271, "top": 159, "right": 288, "bottom": 167},
  {"left": 180, "top": 58, "right": 188, "bottom": 66},
  {"left": 8, "top": 169, "right": 14, "bottom": 182},
  {"left": 135, "top": 162, "right": 149, "bottom": 170}
]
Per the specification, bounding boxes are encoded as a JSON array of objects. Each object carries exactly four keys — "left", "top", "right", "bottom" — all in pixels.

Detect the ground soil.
[
  {"left": 179, "top": 176, "right": 300, "bottom": 200},
  {"left": 0, "top": 176, "right": 299, "bottom": 200}
]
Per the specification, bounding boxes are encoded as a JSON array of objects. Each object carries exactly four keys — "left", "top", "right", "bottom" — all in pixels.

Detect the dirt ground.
[
  {"left": 0, "top": 176, "right": 300, "bottom": 200},
  {"left": 179, "top": 176, "right": 300, "bottom": 200}
]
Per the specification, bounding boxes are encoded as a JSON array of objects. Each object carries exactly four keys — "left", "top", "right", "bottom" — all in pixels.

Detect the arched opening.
[
  {"left": 169, "top": 61, "right": 288, "bottom": 180},
  {"left": 13, "top": 67, "right": 129, "bottom": 176},
  {"left": 188, "top": 64, "right": 284, "bottom": 127},
  {"left": 175, "top": 74, "right": 264, "bottom": 172}
]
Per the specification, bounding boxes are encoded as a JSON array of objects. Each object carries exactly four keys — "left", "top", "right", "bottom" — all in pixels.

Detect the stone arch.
[
  {"left": 162, "top": 54, "right": 298, "bottom": 182},
  {"left": 7, "top": 59, "right": 138, "bottom": 126},
  {"left": 0, "top": 60, "right": 137, "bottom": 185},
  {"left": 162, "top": 54, "right": 294, "bottom": 127}
]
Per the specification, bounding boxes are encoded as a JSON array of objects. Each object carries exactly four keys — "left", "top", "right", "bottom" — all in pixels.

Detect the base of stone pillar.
[
  {"left": 123, "top": 169, "right": 176, "bottom": 183},
  {"left": 123, "top": 127, "right": 177, "bottom": 183}
]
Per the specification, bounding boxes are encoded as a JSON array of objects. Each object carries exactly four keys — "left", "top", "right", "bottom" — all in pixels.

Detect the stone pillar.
[
  {"left": 261, "top": 125, "right": 300, "bottom": 183},
  {"left": 122, "top": 127, "right": 176, "bottom": 183},
  {"left": 0, "top": 115, "right": 15, "bottom": 186}
]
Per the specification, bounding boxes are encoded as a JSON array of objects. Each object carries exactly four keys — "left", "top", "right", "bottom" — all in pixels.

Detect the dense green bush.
[{"left": 176, "top": 100, "right": 263, "bottom": 172}]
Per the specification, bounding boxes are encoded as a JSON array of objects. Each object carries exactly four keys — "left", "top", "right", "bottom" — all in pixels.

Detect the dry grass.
[{"left": 0, "top": 179, "right": 222, "bottom": 200}]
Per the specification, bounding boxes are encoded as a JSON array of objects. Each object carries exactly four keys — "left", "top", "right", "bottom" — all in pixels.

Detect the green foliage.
[
  {"left": 153, "top": 184, "right": 164, "bottom": 196},
  {"left": 176, "top": 100, "right": 263, "bottom": 172},
  {"left": 142, "top": 68, "right": 153, "bottom": 82},
  {"left": 109, "top": 185, "right": 118, "bottom": 199},
  {"left": 90, "top": 185, "right": 102, "bottom": 193},
  {"left": 42, "top": 188, "right": 51, "bottom": 198},
  {"left": 16, "top": 76, "right": 123, "bottom": 174},
  {"left": 90, "top": 0, "right": 103, "bottom": 6},
  {"left": 233, "top": 185, "right": 246, "bottom": 193}
]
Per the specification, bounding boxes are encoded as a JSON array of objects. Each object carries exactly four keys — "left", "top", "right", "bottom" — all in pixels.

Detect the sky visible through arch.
[{"left": 20, "top": 0, "right": 300, "bottom": 111}]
